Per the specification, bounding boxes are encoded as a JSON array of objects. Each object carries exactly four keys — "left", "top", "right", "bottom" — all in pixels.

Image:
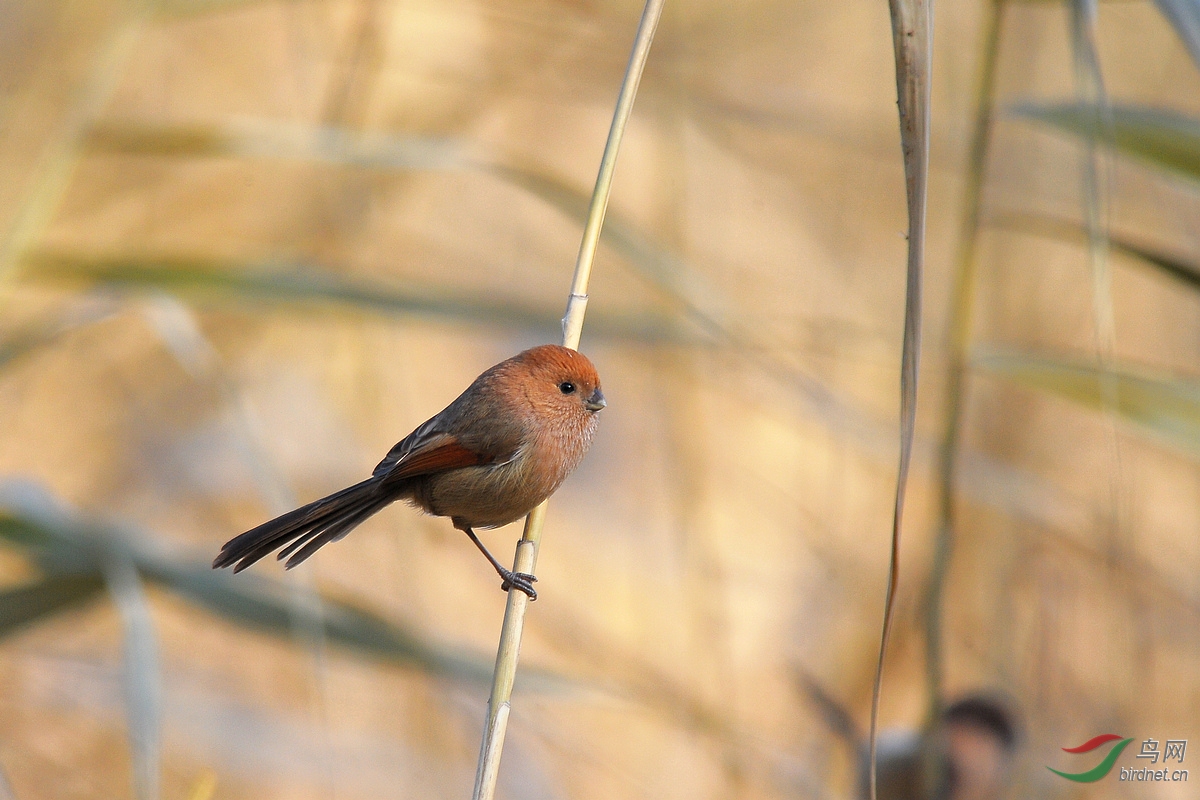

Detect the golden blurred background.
[{"left": 1, "top": 1, "right": 1199, "bottom": 798}]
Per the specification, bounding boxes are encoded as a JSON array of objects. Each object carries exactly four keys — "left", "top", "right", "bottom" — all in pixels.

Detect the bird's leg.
[{"left": 459, "top": 524, "right": 537, "bottom": 600}]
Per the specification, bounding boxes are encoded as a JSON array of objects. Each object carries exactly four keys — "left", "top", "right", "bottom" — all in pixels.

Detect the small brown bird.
[{"left": 213, "top": 345, "right": 605, "bottom": 599}]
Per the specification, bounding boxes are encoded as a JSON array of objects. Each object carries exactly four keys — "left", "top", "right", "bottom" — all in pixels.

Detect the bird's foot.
[{"left": 499, "top": 570, "right": 538, "bottom": 600}]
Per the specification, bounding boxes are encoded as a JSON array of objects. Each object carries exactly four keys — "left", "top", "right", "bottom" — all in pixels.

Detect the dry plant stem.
[
  {"left": 472, "top": 505, "right": 544, "bottom": 800},
  {"left": 471, "top": 2, "right": 666, "bottom": 798},
  {"left": 870, "top": 2, "right": 931, "bottom": 800},
  {"left": 1068, "top": 1, "right": 1123, "bottom": 549},
  {"left": 103, "top": 556, "right": 162, "bottom": 800},
  {"left": 562, "top": 0, "right": 667, "bottom": 350},
  {"left": 925, "top": 0, "right": 1005, "bottom": 728},
  {"left": 1069, "top": 0, "right": 1133, "bottom": 704}
]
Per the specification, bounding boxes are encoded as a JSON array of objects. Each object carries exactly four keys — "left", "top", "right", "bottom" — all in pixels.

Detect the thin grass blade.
[
  {"left": 21, "top": 252, "right": 694, "bottom": 344},
  {"left": 1014, "top": 103, "right": 1200, "bottom": 181},
  {"left": 1108, "top": 238, "right": 1200, "bottom": 289},
  {"left": 137, "top": 554, "right": 495, "bottom": 682},
  {"left": 0, "top": 571, "right": 106, "bottom": 638},
  {"left": 977, "top": 350, "right": 1200, "bottom": 456},
  {"left": 990, "top": 211, "right": 1200, "bottom": 291},
  {"left": 153, "top": 0, "right": 269, "bottom": 16},
  {"left": 0, "top": 480, "right": 91, "bottom": 556},
  {"left": 85, "top": 120, "right": 465, "bottom": 171},
  {"left": 0, "top": 481, "right": 497, "bottom": 681}
]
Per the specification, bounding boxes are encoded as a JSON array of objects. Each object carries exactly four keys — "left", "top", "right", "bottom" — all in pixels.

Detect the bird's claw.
[{"left": 499, "top": 570, "right": 538, "bottom": 600}]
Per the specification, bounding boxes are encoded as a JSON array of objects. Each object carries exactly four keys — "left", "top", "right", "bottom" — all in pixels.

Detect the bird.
[
  {"left": 858, "top": 695, "right": 1019, "bottom": 800},
  {"left": 212, "top": 344, "right": 605, "bottom": 600},
  {"left": 797, "top": 672, "right": 1019, "bottom": 800}
]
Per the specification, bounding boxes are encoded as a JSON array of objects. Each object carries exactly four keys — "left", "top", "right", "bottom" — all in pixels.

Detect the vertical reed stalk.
[
  {"left": 924, "top": 0, "right": 1005, "bottom": 728},
  {"left": 470, "top": 2, "right": 666, "bottom": 798},
  {"left": 870, "top": 2, "right": 931, "bottom": 800},
  {"left": 1067, "top": 1, "right": 1121, "bottom": 533},
  {"left": 103, "top": 556, "right": 161, "bottom": 800},
  {"left": 1068, "top": 0, "right": 1133, "bottom": 715}
]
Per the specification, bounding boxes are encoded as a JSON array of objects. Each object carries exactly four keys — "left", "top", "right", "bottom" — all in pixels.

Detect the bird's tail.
[{"left": 213, "top": 477, "right": 396, "bottom": 572}]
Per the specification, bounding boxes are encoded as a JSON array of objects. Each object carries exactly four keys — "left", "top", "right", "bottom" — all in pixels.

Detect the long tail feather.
[
  {"left": 213, "top": 478, "right": 397, "bottom": 572},
  {"left": 276, "top": 492, "right": 390, "bottom": 564},
  {"left": 282, "top": 498, "right": 392, "bottom": 568}
]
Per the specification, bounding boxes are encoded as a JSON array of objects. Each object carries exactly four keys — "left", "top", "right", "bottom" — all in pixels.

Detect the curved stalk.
[{"left": 869, "top": 1, "right": 932, "bottom": 799}]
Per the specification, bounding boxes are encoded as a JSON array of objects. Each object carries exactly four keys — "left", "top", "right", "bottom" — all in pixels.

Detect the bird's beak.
[{"left": 585, "top": 388, "right": 607, "bottom": 412}]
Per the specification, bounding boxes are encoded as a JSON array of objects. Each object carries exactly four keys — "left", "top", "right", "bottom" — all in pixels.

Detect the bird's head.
[{"left": 511, "top": 344, "right": 606, "bottom": 421}]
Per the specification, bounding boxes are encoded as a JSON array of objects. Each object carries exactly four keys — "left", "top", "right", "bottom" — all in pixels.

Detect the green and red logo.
[{"left": 1047, "top": 734, "right": 1135, "bottom": 782}]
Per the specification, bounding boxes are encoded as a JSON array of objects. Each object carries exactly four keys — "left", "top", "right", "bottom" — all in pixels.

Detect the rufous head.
[{"left": 507, "top": 344, "right": 606, "bottom": 418}]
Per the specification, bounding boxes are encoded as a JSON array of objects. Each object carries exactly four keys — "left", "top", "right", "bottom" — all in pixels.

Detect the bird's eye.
[{"left": 559, "top": 381, "right": 576, "bottom": 394}]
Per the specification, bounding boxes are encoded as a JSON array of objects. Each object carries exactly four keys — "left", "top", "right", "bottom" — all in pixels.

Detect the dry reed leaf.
[{"left": 977, "top": 350, "right": 1200, "bottom": 457}]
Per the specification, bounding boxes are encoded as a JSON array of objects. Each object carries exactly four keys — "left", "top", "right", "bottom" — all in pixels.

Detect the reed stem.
[
  {"left": 925, "top": 0, "right": 1005, "bottom": 729},
  {"left": 869, "top": 2, "right": 931, "bottom": 799},
  {"left": 470, "top": 2, "right": 666, "bottom": 797}
]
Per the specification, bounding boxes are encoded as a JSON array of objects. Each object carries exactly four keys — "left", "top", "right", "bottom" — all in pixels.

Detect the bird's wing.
[{"left": 373, "top": 416, "right": 509, "bottom": 481}]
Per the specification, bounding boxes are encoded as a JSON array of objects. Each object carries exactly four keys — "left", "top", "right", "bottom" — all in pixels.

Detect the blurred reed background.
[{"left": 0, "top": 1, "right": 1198, "bottom": 799}]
